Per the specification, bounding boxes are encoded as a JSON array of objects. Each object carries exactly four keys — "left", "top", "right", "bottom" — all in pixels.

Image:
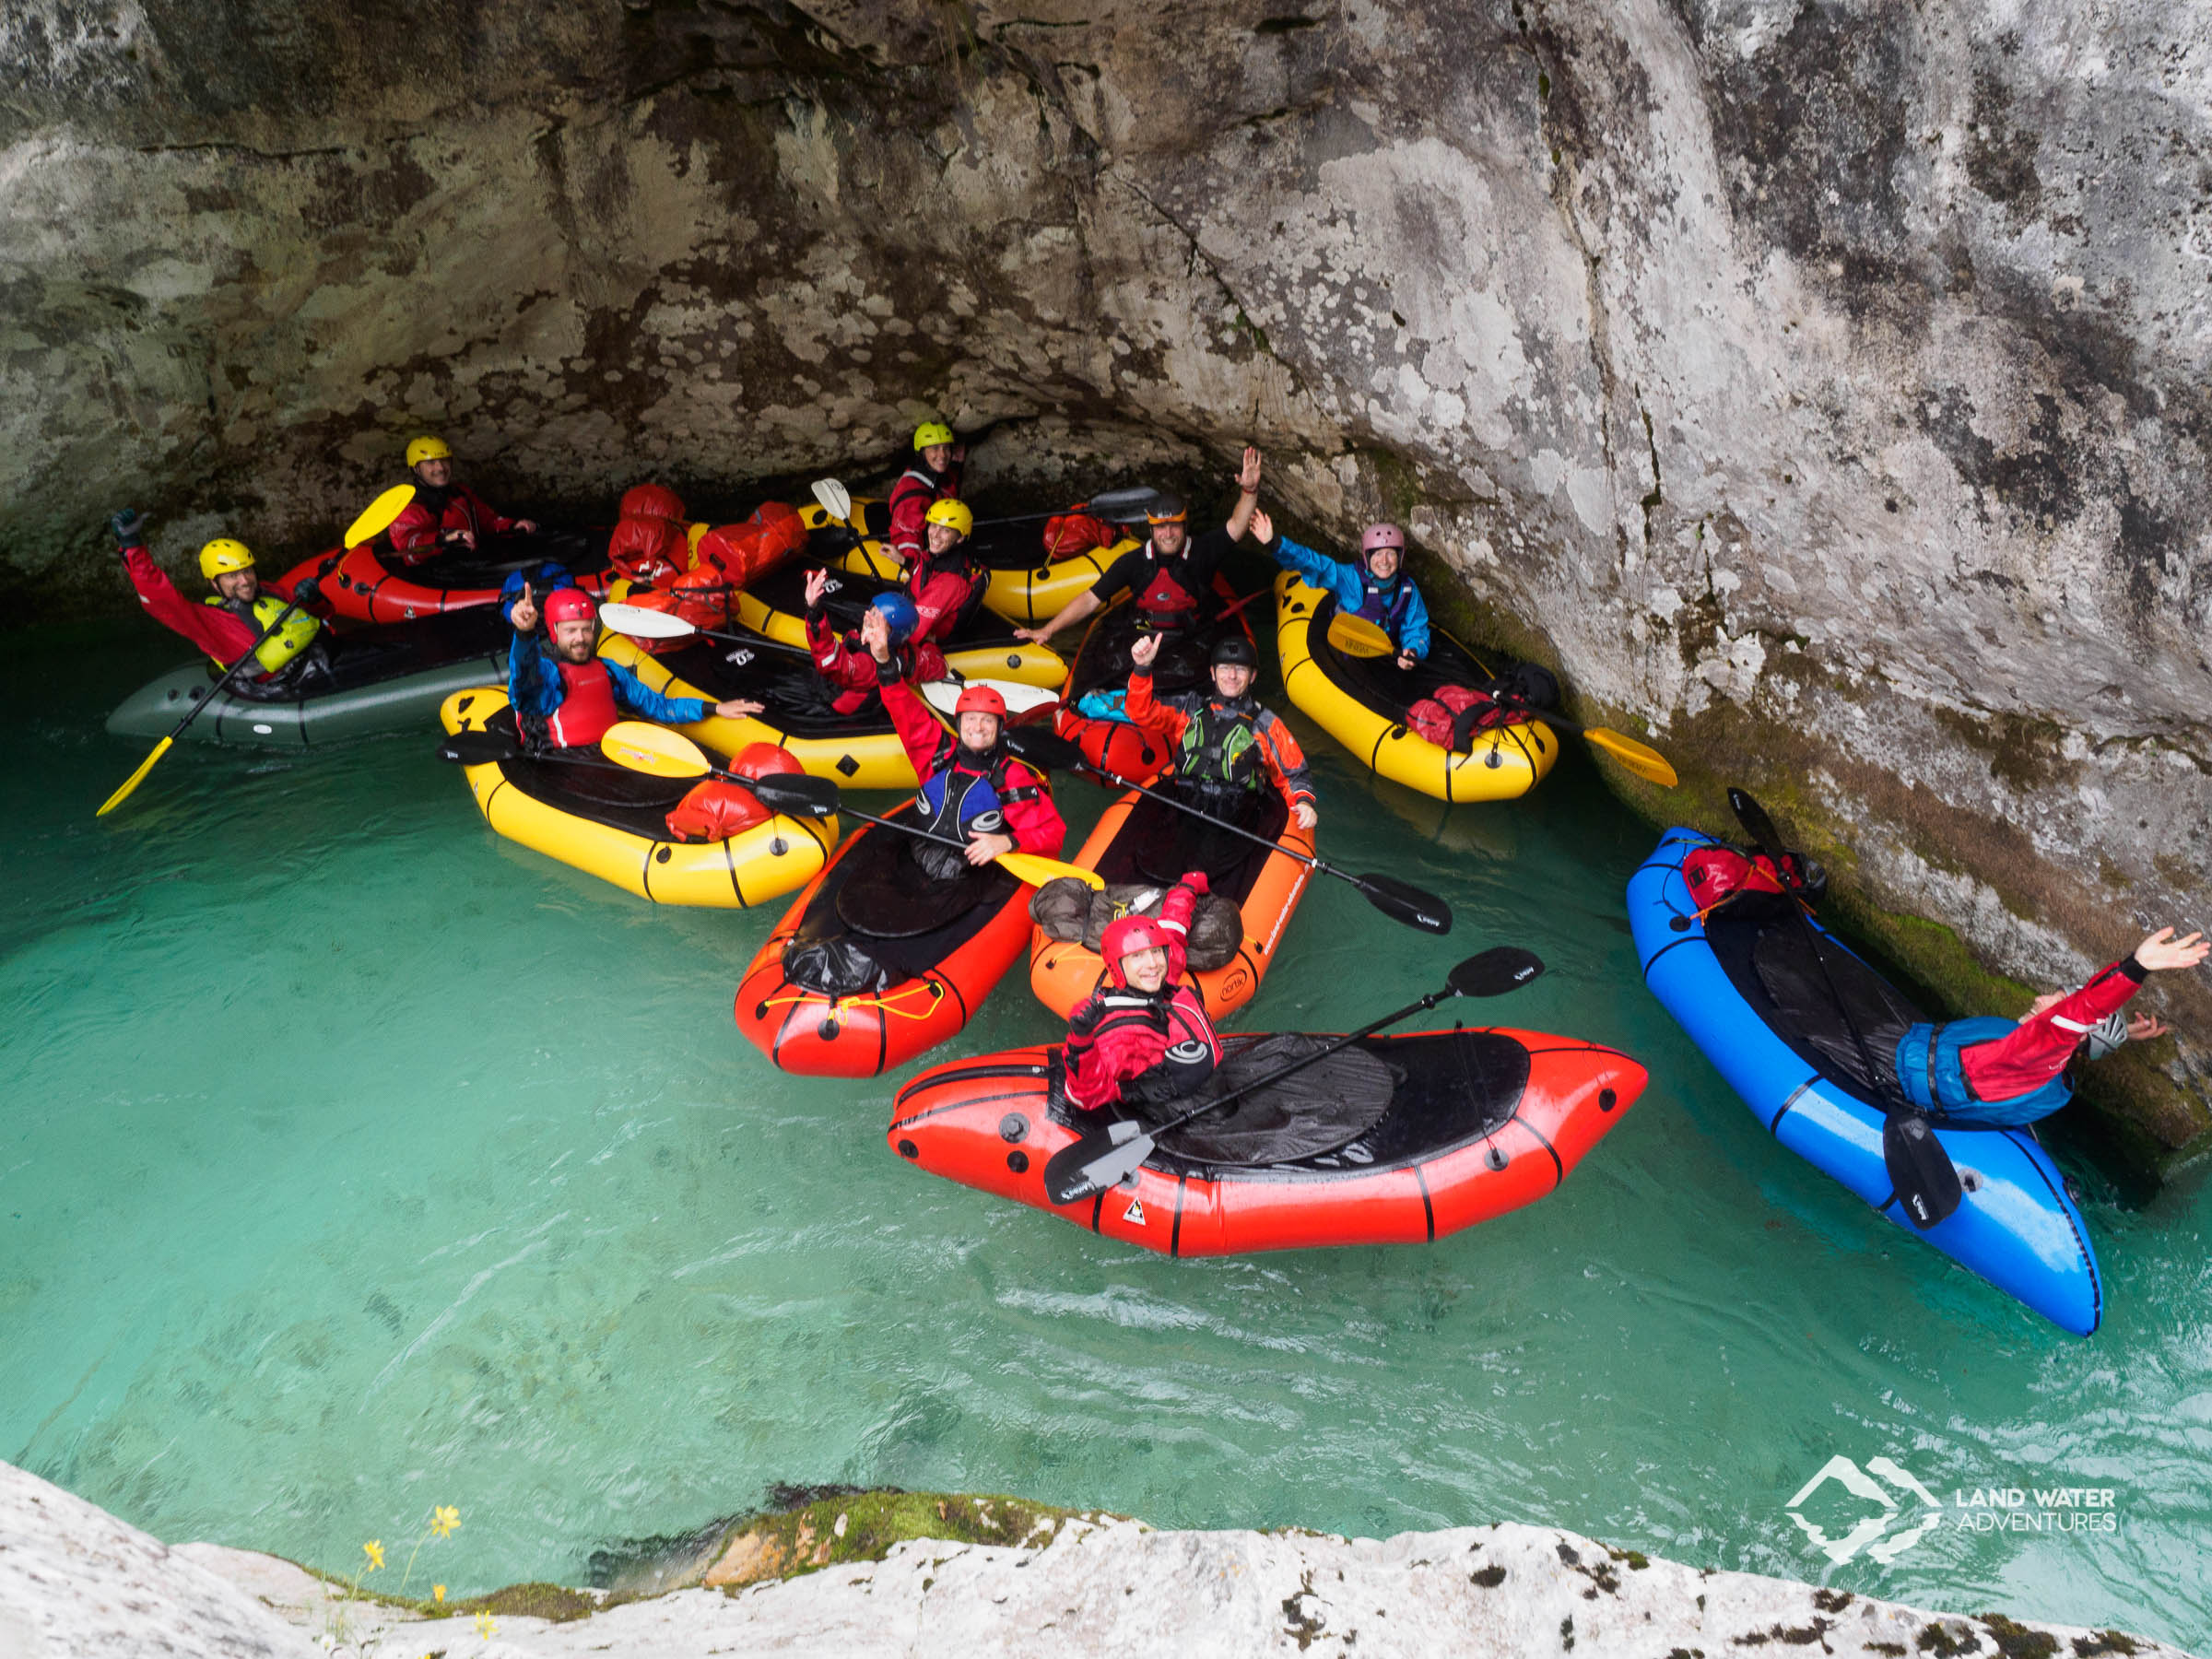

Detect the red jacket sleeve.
[
  {"left": 386, "top": 500, "right": 440, "bottom": 553},
  {"left": 121, "top": 546, "right": 258, "bottom": 664},
  {"left": 1123, "top": 668, "right": 1187, "bottom": 746},
  {"left": 886, "top": 478, "right": 931, "bottom": 565},
  {"left": 806, "top": 615, "right": 873, "bottom": 692},
  {"left": 1961, "top": 959, "right": 2147, "bottom": 1101},
  {"left": 460, "top": 485, "right": 516, "bottom": 536},
  {"left": 1153, "top": 877, "right": 1201, "bottom": 984},
  {"left": 1253, "top": 709, "right": 1318, "bottom": 812},
  {"left": 1000, "top": 759, "right": 1065, "bottom": 858},
  {"left": 878, "top": 673, "right": 946, "bottom": 776}
]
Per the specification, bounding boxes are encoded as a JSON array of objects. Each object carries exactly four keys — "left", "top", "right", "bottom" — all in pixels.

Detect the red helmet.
[
  {"left": 1361, "top": 523, "right": 1406, "bottom": 554},
  {"left": 544, "top": 588, "right": 597, "bottom": 627},
  {"left": 953, "top": 684, "right": 1007, "bottom": 720},
  {"left": 1100, "top": 913, "right": 1173, "bottom": 986}
]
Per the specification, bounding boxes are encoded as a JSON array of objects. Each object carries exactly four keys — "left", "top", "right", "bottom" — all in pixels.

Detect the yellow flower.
[
  {"left": 475, "top": 1610, "right": 498, "bottom": 1639},
  {"left": 363, "top": 1540, "right": 385, "bottom": 1571},
  {"left": 430, "top": 1505, "right": 462, "bottom": 1538},
  {"left": 432, "top": 1585, "right": 446, "bottom": 1605}
]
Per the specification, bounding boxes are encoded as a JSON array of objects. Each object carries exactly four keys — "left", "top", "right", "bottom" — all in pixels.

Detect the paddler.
[
  {"left": 505, "top": 582, "right": 759, "bottom": 748},
  {"left": 872, "top": 641, "right": 1066, "bottom": 883},
  {"left": 903, "top": 499, "right": 989, "bottom": 647},
  {"left": 803, "top": 570, "right": 946, "bottom": 715},
  {"left": 388, "top": 434, "right": 538, "bottom": 559},
  {"left": 1126, "top": 630, "right": 1318, "bottom": 831},
  {"left": 110, "top": 511, "right": 335, "bottom": 693},
  {"left": 1251, "top": 508, "right": 1430, "bottom": 669},
  {"left": 1062, "top": 875, "right": 1221, "bottom": 1114},
  {"left": 1896, "top": 927, "right": 2207, "bottom": 1125},
  {"left": 884, "top": 420, "right": 965, "bottom": 568},
  {"left": 1012, "top": 446, "right": 1264, "bottom": 650}
]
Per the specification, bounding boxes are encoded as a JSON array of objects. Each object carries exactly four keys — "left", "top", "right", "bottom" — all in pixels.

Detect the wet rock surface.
[{"left": 5, "top": 1, "right": 2207, "bottom": 1152}]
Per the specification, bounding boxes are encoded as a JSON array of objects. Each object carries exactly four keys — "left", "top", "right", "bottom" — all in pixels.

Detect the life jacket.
[
  {"left": 1354, "top": 572, "right": 1416, "bottom": 639},
  {"left": 1893, "top": 1018, "right": 2075, "bottom": 1127},
  {"left": 1134, "top": 541, "right": 1203, "bottom": 627},
  {"left": 547, "top": 655, "right": 622, "bottom": 748},
  {"left": 1174, "top": 697, "right": 1267, "bottom": 793},
  {"left": 912, "top": 738, "right": 1035, "bottom": 880},
  {"left": 1063, "top": 985, "right": 1219, "bottom": 1112},
  {"left": 908, "top": 542, "right": 990, "bottom": 635},
  {"left": 204, "top": 593, "right": 321, "bottom": 676}
]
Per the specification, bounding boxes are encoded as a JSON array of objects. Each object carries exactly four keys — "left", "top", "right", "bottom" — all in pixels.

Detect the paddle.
[
  {"left": 973, "top": 486, "right": 1164, "bottom": 530},
  {"left": 98, "top": 486, "right": 417, "bottom": 818},
  {"left": 594, "top": 720, "right": 1097, "bottom": 888},
  {"left": 811, "top": 478, "right": 855, "bottom": 530},
  {"left": 438, "top": 722, "right": 837, "bottom": 818},
  {"left": 597, "top": 601, "right": 815, "bottom": 658},
  {"left": 1727, "top": 787, "right": 1961, "bottom": 1230},
  {"left": 1491, "top": 696, "right": 1678, "bottom": 787},
  {"left": 1042, "top": 946, "right": 1545, "bottom": 1205},
  {"left": 1002, "top": 728, "right": 1451, "bottom": 935}
]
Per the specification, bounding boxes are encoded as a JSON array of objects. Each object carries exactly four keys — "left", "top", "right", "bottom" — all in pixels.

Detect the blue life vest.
[
  {"left": 1354, "top": 574, "right": 1415, "bottom": 641},
  {"left": 1893, "top": 1018, "right": 2074, "bottom": 1126}
]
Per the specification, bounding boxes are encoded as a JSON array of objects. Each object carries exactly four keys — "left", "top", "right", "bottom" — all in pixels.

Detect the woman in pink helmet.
[
  {"left": 1253, "top": 509, "right": 1430, "bottom": 670},
  {"left": 1061, "top": 876, "right": 1220, "bottom": 1114}
]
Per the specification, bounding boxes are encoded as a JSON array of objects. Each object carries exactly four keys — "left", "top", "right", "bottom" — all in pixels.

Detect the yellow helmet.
[
  {"left": 406, "top": 434, "right": 453, "bottom": 468},
  {"left": 912, "top": 421, "right": 955, "bottom": 451},
  {"left": 197, "top": 537, "right": 255, "bottom": 578},
  {"left": 924, "top": 498, "right": 973, "bottom": 537}
]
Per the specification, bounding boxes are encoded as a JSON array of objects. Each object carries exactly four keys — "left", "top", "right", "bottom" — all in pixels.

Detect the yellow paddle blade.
[
  {"left": 96, "top": 735, "right": 173, "bottom": 817},
  {"left": 342, "top": 484, "right": 417, "bottom": 549},
  {"left": 600, "top": 720, "right": 712, "bottom": 779},
  {"left": 999, "top": 853, "right": 1105, "bottom": 889},
  {"left": 1584, "top": 726, "right": 1678, "bottom": 788},
  {"left": 1324, "top": 611, "right": 1394, "bottom": 659}
]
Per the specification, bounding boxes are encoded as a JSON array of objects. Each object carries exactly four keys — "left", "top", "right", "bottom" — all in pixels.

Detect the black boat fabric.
[
  {"left": 1091, "top": 786, "right": 1288, "bottom": 905},
  {"left": 1151, "top": 1032, "right": 1401, "bottom": 1164},
  {"left": 782, "top": 818, "right": 1019, "bottom": 994},
  {"left": 1302, "top": 591, "right": 1557, "bottom": 754},
  {"left": 653, "top": 640, "right": 864, "bottom": 738},
  {"left": 1702, "top": 890, "right": 1925, "bottom": 1100},
  {"left": 1068, "top": 602, "right": 1218, "bottom": 704}
]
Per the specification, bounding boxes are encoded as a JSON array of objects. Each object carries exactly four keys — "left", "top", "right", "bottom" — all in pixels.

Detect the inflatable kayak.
[
  {"left": 1628, "top": 828, "right": 2103, "bottom": 1335},
  {"left": 600, "top": 636, "right": 1058, "bottom": 793},
  {"left": 1051, "top": 578, "right": 1256, "bottom": 783},
  {"left": 1275, "top": 572, "right": 1558, "bottom": 804},
  {"left": 436, "top": 688, "right": 835, "bottom": 907},
  {"left": 1029, "top": 783, "right": 1312, "bottom": 1022},
  {"left": 888, "top": 1027, "right": 1645, "bottom": 1254},
  {"left": 107, "top": 609, "right": 508, "bottom": 747},
  {"left": 734, "top": 547, "right": 1067, "bottom": 690},
  {"left": 810, "top": 499, "right": 1146, "bottom": 628},
  {"left": 276, "top": 529, "right": 615, "bottom": 625},
  {"left": 735, "top": 810, "right": 1036, "bottom": 1077}
]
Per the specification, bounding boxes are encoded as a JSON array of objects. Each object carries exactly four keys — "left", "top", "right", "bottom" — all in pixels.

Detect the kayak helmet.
[
  {"left": 1100, "top": 913, "right": 1174, "bottom": 986},
  {"left": 913, "top": 421, "right": 955, "bottom": 451},
  {"left": 544, "top": 587, "right": 598, "bottom": 628},
  {"left": 1146, "top": 493, "right": 1188, "bottom": 525},
  {"left": 869, "top": 591, "right": 919, "bottom": 643},
  {"left": 953, "top": 683, "right": 1007, "bottom": 721},
  {"left": 1361, "top": 523, "right": 1406, "bottom": 556},
  {"left": 198, "top": 538, "right": 255, "bottom": 578},
  {"left": 406, "top": 434, "right": 453, "bottom": 468},
  {"left": 924, "top": 498, "right": 973, "bottom": 537},
  {"left": 1210, "top": 632, "right": 1258, "bottom": 670}
]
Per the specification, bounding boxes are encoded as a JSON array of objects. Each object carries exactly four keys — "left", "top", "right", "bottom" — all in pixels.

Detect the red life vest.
[
  {"left": 547, "top": 657, "right": 621, "bottom": 747},
  {"left": 1135, "top": 543, "right": 1202, "bottom": 623}
]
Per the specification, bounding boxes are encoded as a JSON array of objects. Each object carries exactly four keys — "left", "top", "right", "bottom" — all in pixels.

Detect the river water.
[{"left": 3, "top": 620, "right": 2205, "bottom": 1646}]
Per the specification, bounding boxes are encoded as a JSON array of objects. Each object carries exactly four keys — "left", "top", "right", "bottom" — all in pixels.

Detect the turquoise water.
[{"left": 5, "top": 621, "right": 2206, "bottom": 1647}]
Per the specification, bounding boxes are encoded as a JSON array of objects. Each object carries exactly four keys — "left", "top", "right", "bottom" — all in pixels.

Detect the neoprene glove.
[
  {"left": 1066, "top": 1001, "right": 1106, "bottom": 1039},
  {"left": 1179, "top": 870, "right": 1209, "bottom": 895},
  {"left": 290, "top": 577, "right": 321, "bottom": 607},
  {"left": 111, "top": 510, "right": 145, "bottom": 547}
]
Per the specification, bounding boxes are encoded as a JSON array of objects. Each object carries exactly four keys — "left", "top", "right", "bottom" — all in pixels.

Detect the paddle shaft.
[{"left": 1086, "top": 761, "right": 1331, "bottom": 879}]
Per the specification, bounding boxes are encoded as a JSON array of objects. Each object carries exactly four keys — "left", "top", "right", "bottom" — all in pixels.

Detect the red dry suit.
[{"left": 1063, "top": 877, "right": 1222, "bottom": 1113}]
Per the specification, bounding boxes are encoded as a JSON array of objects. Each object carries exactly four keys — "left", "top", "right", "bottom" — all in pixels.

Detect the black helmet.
[{"left": 1210, "top": 633, "right": 1257, "bottom": 669}]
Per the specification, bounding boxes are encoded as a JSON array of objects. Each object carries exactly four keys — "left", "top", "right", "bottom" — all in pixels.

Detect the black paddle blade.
[
  {"left": 1002, "top": 726, "right": 1087, "bottom": 773},
  {"left": 1884, "top": 1112, "right": 1965, "bottom": 1230},
  {"left": 1727, "top": 786, "right": 1786, "bottom": 863},
  {"left": 1447, "top": 947, "right": 1546, "bottom": 997},
  {"left": 1041, "top": 1120, "right": 1149, "bottom": 1206},
  {"left": 1080, "top": 485, "right": 1162, "bottom": 524},
  {"left": 439, "top": 730, "right": 520, "bottom": 765},
  {"left": 1353, "top": 872, "right": 1453, "bottom": 935},
  {"left": 742, "top": 771, "right": 840, "bottom": 818}
]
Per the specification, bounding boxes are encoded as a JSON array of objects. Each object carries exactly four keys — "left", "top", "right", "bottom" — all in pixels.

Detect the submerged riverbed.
[{"left": 4, "top": 623, "right": 2206, "bottom": 1647}]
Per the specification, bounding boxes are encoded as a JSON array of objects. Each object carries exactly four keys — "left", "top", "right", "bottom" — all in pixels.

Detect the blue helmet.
[{"left": 870, "top": 591, "right": 919, "bottom": 643}]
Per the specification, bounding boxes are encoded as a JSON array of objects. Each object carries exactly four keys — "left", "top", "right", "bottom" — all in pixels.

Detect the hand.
[
  {"left": 1249, "top": 508, "right": 1273, "bottom": 544},
  {"left": 1178, "top": 869, "right": 1209, "bottom": 896},
  {"left": 1067, "top": 1001, "right": 1105, "bottom": 1038},
  {"left": 513, "top": 518, "right": 539, "bottom": 535},
  {"left": 1293, "top": 801, "right": 1317, "bottom": 830},
  {"left": 110, "top": 509, "right": 146, "bottom": 547},
  {"left": 2128, "top": 1014, "right": 2172, "bottom": 1042},
  {"left": 443, "top": 527, "right": 477, "bottom": 550},
  {"left": 290, "top": 577, "right": 321, "bottom": 607},
  {"left": 1129, "top": 632, "right": 1161, "bottom": 668},
  {"left": 508, "top": 582, "right": 538, "bottom": 633},
  {"left": 1013, "top": 624, "right": 1053, "bottom": 645},
  {"left": 952, "top": 442, "right": 968, "bottom": 465},
  {"left": 713, "top": 698, "right": 765, "bottom": 720},
  {"left": 966, "top": 830, "right": 1015, "bottom": 865},
  {"left": 2136, "top": 927, "right": 2209, "bottom": 973},
  {"left": 1396, "top": 649, "right": 1418, "bottom": 671},
  {"left": 859, "top": 606, "right": 890, "bottom": 658},
  {"left": 1237, "top": 445, "right": 1262, "bottom": 494},
  {"left": 804, "top": 568, "right": 830, "bottom": 607}
]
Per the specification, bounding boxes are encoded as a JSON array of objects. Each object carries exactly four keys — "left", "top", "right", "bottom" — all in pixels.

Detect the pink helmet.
[
  {"left": 1100, "top": 913, "right": 1173, "bottom": 987},
  {"left": 544, "top": 588, "right": 598, "bottom": 627},
  {"left": 1361, "top": 523, "right": 1406, "bottom": 555}
]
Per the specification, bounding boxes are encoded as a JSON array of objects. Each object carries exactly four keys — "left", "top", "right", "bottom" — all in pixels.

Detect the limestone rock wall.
[{"left": 3, "top": 1, "right": 2206, "bottom": 1147}]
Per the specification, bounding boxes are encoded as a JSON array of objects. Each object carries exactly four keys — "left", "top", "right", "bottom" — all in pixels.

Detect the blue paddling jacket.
[{"left": 1263, "top": 530, "right": 1431, "bottom": 660}]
